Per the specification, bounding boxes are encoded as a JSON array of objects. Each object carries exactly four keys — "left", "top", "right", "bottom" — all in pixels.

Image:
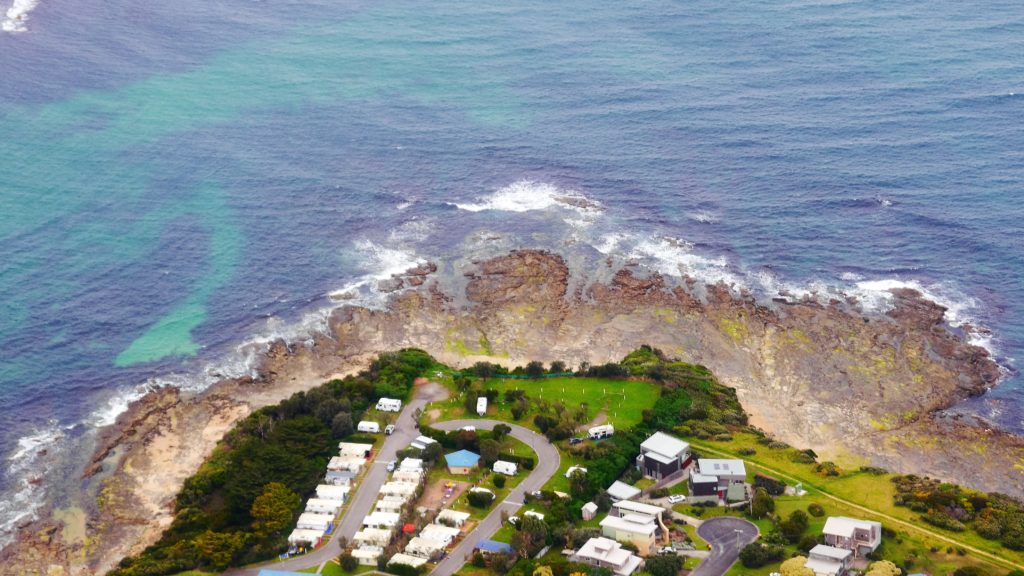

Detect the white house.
[
  {"left": 296, "top": 513, "right": 334, "bottom": 531},
  {"left": 392, "top": 469, "right": 424, "bottom": 484},
  {"left": 477, "top": 397, "right": 488, "bottom": 416},
  {"left": 493, "top": 460, "right": 518, "bottom": 476},
  {"left": 606, "top": 480, "right": 642, "bottom": 502},
  {"left": 571, "top": 537, "right": 644, "bottom": 576},
  {"left": 362, "top": 511, "right": 401, "bottom": 529},
  {"left": 315, "top": 484, "right": 350, "bottom": 502},
  {"left": 436, "top": 509, "right": 471, "bottom": 527},
  {"left": 351, "top": 546, "right": 384, "bottom": 565},
  {"left": 354, "top": 528, "right": 393, "bottom": 547},
  {"left": 388, "top": 553, "right": 429, "bottom": 569},
  {"left": 420, "top": 523, "right": 462, "bottom": 544},
  {"left": 376, "top": 397, "right": 402, "bottom": 412},
  {"left": 357, "top": 421, "right": 381, "bottom": 434},
  {"left": 399, "top": 458, "right": 425, "bottom": 473},
  {"left": 410, "top": 435, "right": 438, "bottom": 451},
  {"left": 589, "top": 424, "right": 615, "bottom": 439},
  {"left": 324, "top": 470, "right": 356, "bottom": 486},
  {"left": 328, "top": 456, "right": 365, "bottom": 473},
  {"left": 305, "top": 498, "right": 342, "bottom": 515},
  {"left": 822, "top": 517, "right": 883, "bottom": 557},
  {"left": 636, "top": 432, "right": 691, "bottom": 480},
  {"left": 288, "top": 528, "right": 323, "bottom": 545},
  {"left": 375, "top": 496, "right": 406, "bottom": 512},
  {"left": 338, "top": 442, "right": 373, "bottom": 458},
  {"left": 405, "top": 536, "right": 448, "bottom": 558},
  {"left": 380, "top": 481, "right": 418, "bottom": 498},
  {"left": 805, "top": 544, "right": 854, "bottom": 576}
]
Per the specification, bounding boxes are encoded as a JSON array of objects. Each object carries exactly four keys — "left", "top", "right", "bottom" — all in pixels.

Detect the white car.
[
  {"left": 667, "top": 494, "right": 686, "bottom": 504},
  {"left": 461, "top": 425, "right": 476, "bottom": 432},
  {"left": 385, "top": 424, "right": 396, "bottom": 435},
  {"left": 386, "top": 460, "right": 396, "bottom": 472}
]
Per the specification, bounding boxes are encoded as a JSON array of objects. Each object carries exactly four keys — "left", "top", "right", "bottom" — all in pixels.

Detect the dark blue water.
[{"left": 1, "top": 0, "right": 1022, "bottom": 538}]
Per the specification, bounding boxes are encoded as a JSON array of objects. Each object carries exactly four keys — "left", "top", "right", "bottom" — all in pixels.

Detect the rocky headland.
[{"left": 4, "top": 249, "right": 1020, "bottom": 575}]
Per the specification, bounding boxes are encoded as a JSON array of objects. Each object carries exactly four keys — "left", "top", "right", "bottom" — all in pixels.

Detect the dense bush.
[
  {"left": 468, "top": 490, "right": 496, "bottom": 508},
  {"left": 754, "top": 473, "right": 786, "bottom": 496},
  {"left": 807, "top": 503, "right": 825, "bottom": 517},
  {"left": 739, "top": 542, "right": 785, "bottom": 568}
]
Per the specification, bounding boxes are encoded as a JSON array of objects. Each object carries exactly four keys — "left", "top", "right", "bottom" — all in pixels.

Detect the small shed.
[
  {"left": 444, "top": 449, "right": 481, "bottom": 474},
  {"left": 581, "top": 501, "right": 599, "bottom": 521}
]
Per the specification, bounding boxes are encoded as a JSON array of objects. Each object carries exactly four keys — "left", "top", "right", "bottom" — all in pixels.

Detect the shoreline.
[{"left": 3, "top": 249, "right": 1019, "bottom": 575}]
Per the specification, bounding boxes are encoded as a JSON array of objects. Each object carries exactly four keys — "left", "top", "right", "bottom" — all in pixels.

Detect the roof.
[
  {"left": 407, "top": 536, "right": 447, "bottom": 551},
  {"left": 389, "top": 553, "right": 429, "bottom": 568},
  {"left": 350, "top": 546, "right": 383, "bottom": 559},
  {"left": 643, "top": 451, "right": 678, "bottom": 465},
  {"left": 305, "top": 498, "right": 342, "bottom": 511},
  {"left": 400, "top": 458, "right": 424, "bottom": 470},
  {"left": 698, "top": 458, "right": 746, "bottom": 477},
  {"left": 325, "top": 470, "right": 355, "bottom": 478},
  {"left": 641, "top": 431, "right": 690, "bottom": 458},
  {"left": 421, "top": 524, "right": 462, "bottom": 541},
  {"left": 690, "top": 472, "right": 718, "bottom": 484},
  {"left": 582, "top": 502, "right": 599, "bottom": 512},
  {"left": 445, "top": 449, "right": 481, "bottom": 468},
  {"left": 805, "top": 556, "right": 844, "bottom": 576},
  {"left": 606, "top": 481, "right": 642, "bottom": 501},
  {"left": 574, "top": 537, "right": 635, "bottom": 568},
  {"left": 286, "top": 529, "right": 324, "bottom": 543},
  {"left": 612, "top": 500, "right": 664, "bottom": 516},
  {"left": 823, "top": 516, "right": 881, "bottom": 537},
  {"left": 476, "top": 539, "right": 514, "bottom": 554},
  {"left": 600, "top": 515, "right": 658, "bottom": 536},
  {"left": 493, "top": 460, "right": 517, "bottom": 468},
  {"left": 810, "top": 544, "right": 853, "bottom": 560},
  {"left": 437, "top": 509, "right": 471, "bottom": 523},
  {"left": 297, "top": 513, "right": 333, "bottom": 529}
]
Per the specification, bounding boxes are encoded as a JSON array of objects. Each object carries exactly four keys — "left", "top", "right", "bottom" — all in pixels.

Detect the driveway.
[
  {"left": 692, "top": 517, "right": 759, "bottom": 576},
  {"left": 429, "top": 419, "right": 560, "bottom": 576},
  {"left": 226, "top": 381, "right": 449, "bottom": 576}
]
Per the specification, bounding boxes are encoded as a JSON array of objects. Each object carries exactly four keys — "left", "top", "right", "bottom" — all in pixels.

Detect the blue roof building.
[
  {"left": 444, "top": 449, "right": 481, "bottom": 473},
  {"left": 475, "top": 539, "right": 514, "bottom": 554}
]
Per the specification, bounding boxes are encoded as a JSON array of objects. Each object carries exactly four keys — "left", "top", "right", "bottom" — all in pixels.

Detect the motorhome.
[
  {"left": 476, "top": 397, "right": 487, "bottom": 416},
  {"left": 588, "top": 424, "right": 615, "bottom": 439},
  {"left": 357, "top": 421, "right": 381, "bottom": 434},
  {"left": 376, "top": 398, "right": 402, "bottom": 412},
  {"left": 493, "top": 460, "right": 518, "bottom": 476}
]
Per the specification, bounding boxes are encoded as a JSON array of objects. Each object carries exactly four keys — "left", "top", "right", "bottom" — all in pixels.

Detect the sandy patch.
[{"left": 420, "top": 479, "right": 469, "bottom": 511}]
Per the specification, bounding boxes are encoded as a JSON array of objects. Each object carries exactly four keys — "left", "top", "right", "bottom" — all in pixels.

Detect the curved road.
[
  {"left": 429, "top": 420, "right": 560, "bottom": 576},
  {"left": 693, "top": 517, "right": 759, "bottom": 576}
]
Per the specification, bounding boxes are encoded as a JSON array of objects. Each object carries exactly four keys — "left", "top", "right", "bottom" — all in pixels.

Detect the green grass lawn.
[{"left": 687, "top": 432, "right": 1024, "bottom": 573}]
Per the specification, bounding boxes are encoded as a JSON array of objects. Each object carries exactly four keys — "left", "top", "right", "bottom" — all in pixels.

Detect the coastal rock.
[{"left": 377, "top": 277, "right": 404, "bottom": 293}]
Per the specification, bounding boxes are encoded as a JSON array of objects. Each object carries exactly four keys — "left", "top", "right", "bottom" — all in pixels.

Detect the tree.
[
  {"left": 340, "top": 553, "right": 360, "bottom": 572},
  {"left": 194, "top": 530, "right": 247, "bottom": 570},
  {"left": 493, "top": 423, "right": 512, "bottom": 441},
  {"left": 549, "top": 361, "right": 567, "bottom": 373},
  {"left": 331, "top": 412, "right": 354, "bottom": 438},
  {"left": 494, "top": 475, "right": 506, "bottom": 489},
  {"left": 645, "top": 554, "right": 684, "bottom": 576},
  {"left": 511, "top": 398, "right": 529, "bottom": 420},
  {"left": 739, "top": 542, "right": 784, "bottom": 568},
  {"left": 865, "top": 560, "right": 901, "bottom": 576},
  {"left": 250, "top": 482, "right": 300, "bottom": 537},
  {"left": 468, "top": 490, "right": 495, "bottom": 508},
  {"left": 480, "top": 439, "right": 500, "bottom": 464},
  {"left": 780, "top": 556, "right": 814, "bottom": 576},
  {"left": 780, "top": 510, "right": 809, "bottom": 543},
  {"left": 534, "top": 566, "right": 554, "bottom": 576},
  {"left": 421, "top": 442, "right": 443, "bottom": 462},
  {"left": 512, "top": 515, "right": 550, "bottom": 558},
  {"left": 750, "top": 487, "right": 774, "bottom": 519},
  {"left": 569, "top": 470, "right": 590, "bottom": 500},
  {"left": 525, "top": 361, "right": 545, "bottom": 379}
]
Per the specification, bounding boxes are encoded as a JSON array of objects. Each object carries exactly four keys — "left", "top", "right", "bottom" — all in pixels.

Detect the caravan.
[
  {"left": 588, "top": 424, "right": 614, "bottom": 440},
  {"left": 476, "top": 397, "right": 487, "bottom": 416},
  {"left": 376, "top": 398, "right": 402, "bottom": 412},
  {"left": 493, "top": 460, "right": 518, "bottom": 476},
  {"left": 357, "top": 421, "right": 381, "bottom": 434}
]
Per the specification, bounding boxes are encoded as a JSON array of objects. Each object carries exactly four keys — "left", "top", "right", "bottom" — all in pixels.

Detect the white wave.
[
  {"left": 450, "top": 180, "right": 603, "bottom": 216},
  {"left": 0, "top": 424, "right": 64, "bottom": 547},
  {"left": 628, "top": 235, "right": 741, "bottom": 287},
  {"left": 592, "top": 232, "right": 631, "bottom": 255},
  {"left": 687, "top": 210, "right": 718, "bottom": 224},
  {"left": 1, "top": 0, "right": 39, "bottom": 33}
]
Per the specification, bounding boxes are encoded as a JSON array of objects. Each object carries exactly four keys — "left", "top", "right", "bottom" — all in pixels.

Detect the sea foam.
[
  {"left": 449, "top": 180, "right": 603, "bottom": 216},
  {"left": 1, "top": 0, "right": 39, "bottom": 33}
]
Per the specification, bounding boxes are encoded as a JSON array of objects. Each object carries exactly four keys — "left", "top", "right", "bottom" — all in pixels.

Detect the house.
[
  {"left": 324, "top": 470, "right": 355, "bottom": 486},
  {"left": 327, "top": 456, "right": 364, "bottom": 473},
  {"left": 388, "top": 553, "right": 429, "bottom": 569},
  {"left": 477, "top": 397, "right": 487, "bottom": 415},
  {"left": 305, "top": 498, "right": 342, "bottom": 515},
  {"left": 357, "top": 421, "right": 380, "bottom": 434},
  {"left": 436, "top": 509, "right": 470, "bottom": 527},
  {"left": 315, "top": 484, "right": 350, "bottom": 502},
  {"left": 296, "top": 512, "right": 333, "bottom": 532},
  {"left": 287, "top": 528, "right": 323, "bottom": 545},
  {"left": 589, "top": 424, "right": 615, "bottom": 440},
  {"left": 375, "top": 496, "right": 406, "bottom": 512},
  {"left": 687, "top": 472, "right": 721, "bottom": 505},
  {"left": 399, "top": 458, "right": 425, "bottom": 473},
  {"left": 380, "top": 481, "right": 418, "bottom": 498},
  {"left": 600, "top": 501, "right": 668, "bottom": 555},
  {"left": 606, "top": 481, "right": 642, "bottom": 503},
  {"left": 475, "top": 539, "right": 514, "bottom": 555},
  {"left": 566, "top": 465, "right": 588, "bottom": 478},
  {"left": 696, "top": 459, "right": 747, "bottom": 487},
  {"left": 420, "top": 523, "right": 461, "bottom": 545},
  {"left": 571, "top": 537, "right": 644, "bottom": 576},
  {"left": 636, "top": 432, "right": 691, "bottom": 480},
  {"left": 411, "top": 435, "right": 438, "bottom": 451},
  {"left": 805, "top": 544, "right": 854, "bottom": 576},
  {"left": 444, "top": 449, "right": 481, "bottom": 474},
  {"left": 493, "top": 460, "right": 518, "bottom": 476},
  {"left": 688, "top": 459, "right": 747, "bottom": 504},
  {"left": 338, "top": 442, "right": 373, "bottom": 458},
  {"left": 822, "top": 517, "right": 883, "bottom": 557},
  {"left": 582, "top": 502, "right": 599, "bottom": 521},
  {"left": 392, "top": 469, "right": 423, "bottom": 484},
  {"left": 351, "top": 546, "right": 384, "bottom": 565},
  {"left": 406, "top": 536, "right": 448, "bottom": 558},
  {"left": 376, "top": 397, "right": 402, "bottom": 412},
  {"left": 354, "top": 528, "right": 393, "bottom": 547},
  {"left": 362, "top": 511, "right": 401, "bottom": 529}
]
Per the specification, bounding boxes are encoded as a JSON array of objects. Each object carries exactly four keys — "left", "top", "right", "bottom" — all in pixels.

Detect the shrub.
[
  {"left": 807, "top": 503, "right": 825, "bottom": 517},
  {"left": 739, "top": 542, "right": 785, "bottom": 568},
  {"left": 921, "top": 510, "right": 966, "bottom": 532},
  {"left": 815, "top": 461, "right": 840, "bottom": 477},
  {"left": 650, "top": 488, "right": 670, "bottom": 499},
  {"left": 340, "top": 553, "right": 359, "bottom": 572},
  {"left": 468, "top": 490, "right": 496, "bottom": 508},
  {"left": 738, "top": 447, "right": 757, "bottom": 456},
  {"left": 494, "top": 476, "right": 506, "bottom": 489},
  {"left": 754, "top": 474, "right": 786, "bottom": 496},
  {"left": 953, "top": 567, "right": 989, "bottom": 576},
  {"left": 860, "top": 466, "right": 887, "bottom": 475}
]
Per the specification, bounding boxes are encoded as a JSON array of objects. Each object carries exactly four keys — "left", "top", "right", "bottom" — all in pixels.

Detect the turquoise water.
[{"left": 1, "top": 0, "right": 1022, "bottom": 539}]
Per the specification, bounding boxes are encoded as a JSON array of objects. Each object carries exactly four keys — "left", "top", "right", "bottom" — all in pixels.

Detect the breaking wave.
[{"left": 2, "top": 0, "right": 39, "bottom": 33}]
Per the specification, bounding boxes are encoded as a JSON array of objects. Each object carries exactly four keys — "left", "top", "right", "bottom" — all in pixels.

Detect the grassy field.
[
  {"left": 687, "top": 433, "right": 1023, "bottom": 575},
  {"left": 427, "top": 377, "right": 661, "bottom": 433}
]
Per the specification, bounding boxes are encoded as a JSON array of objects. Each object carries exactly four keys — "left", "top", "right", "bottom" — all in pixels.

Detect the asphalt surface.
[
  {"left": 692, "top": 517, "right": 760, "bottom": 576},
  {"left": 226, "top": 381, "right": 450, "bottom": 576},
  {"left": 428, "top": 419, "right": 560, "bottom": 576}
]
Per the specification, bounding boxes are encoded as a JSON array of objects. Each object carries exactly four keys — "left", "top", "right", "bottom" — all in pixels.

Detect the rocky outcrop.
[{"left": 4, "top": 250, "right": 1019, "bottom": 575}]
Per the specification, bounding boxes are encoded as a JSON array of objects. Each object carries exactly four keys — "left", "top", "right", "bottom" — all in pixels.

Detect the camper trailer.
[
  {"left": 357, "top": 421, "right": 381, "bottom": 434},
  {"left": 493, "top": 460, "right": 518, "bottom": 476},
  {"left": 376, "top": 398, "right": 402, "bottom": 412},
  {"left": 588, "top": 424, "right": 615, "bottom": 440},
  {"left": 476, "top": 397, "right": 487, "bottom": 416}
]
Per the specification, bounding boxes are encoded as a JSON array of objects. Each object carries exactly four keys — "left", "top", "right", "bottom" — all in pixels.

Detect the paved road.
[
  {"left": 692, "top": 517, "right": 759, "bottom": 576},
  {"left": 429, "top": 419, "right": 560, "bottom": 576},
  {"left": 227, "top": 381, "right": 450, "bottom": 576}
]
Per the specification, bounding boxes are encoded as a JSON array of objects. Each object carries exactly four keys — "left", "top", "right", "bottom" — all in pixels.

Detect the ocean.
[{"left": 1, "top": 0, "right": 1022, "bottom": 544}]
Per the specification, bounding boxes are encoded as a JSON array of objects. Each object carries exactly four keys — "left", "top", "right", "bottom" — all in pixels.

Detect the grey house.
[{"left": 635, "top": 432, "right": 691, "bottom": 479}]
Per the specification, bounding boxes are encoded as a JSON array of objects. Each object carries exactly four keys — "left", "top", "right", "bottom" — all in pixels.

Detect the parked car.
[
  {"left": 667, "top": 494, "right": 686, "bottom": 504},
  {"left": 568, "top": 437, "right": 584, "bottom": 445},
  {"left": 461, "top": 425, "right": 476, "bottom": 432},
  {"left": 384, "top": 424, "right": 396, "bottom": 435},
  {"left": 386, "top": 460, "right": 396, "bottom": 472},
  {"left": 658, "top": 546, "right": 677, "bottom": 555}
]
